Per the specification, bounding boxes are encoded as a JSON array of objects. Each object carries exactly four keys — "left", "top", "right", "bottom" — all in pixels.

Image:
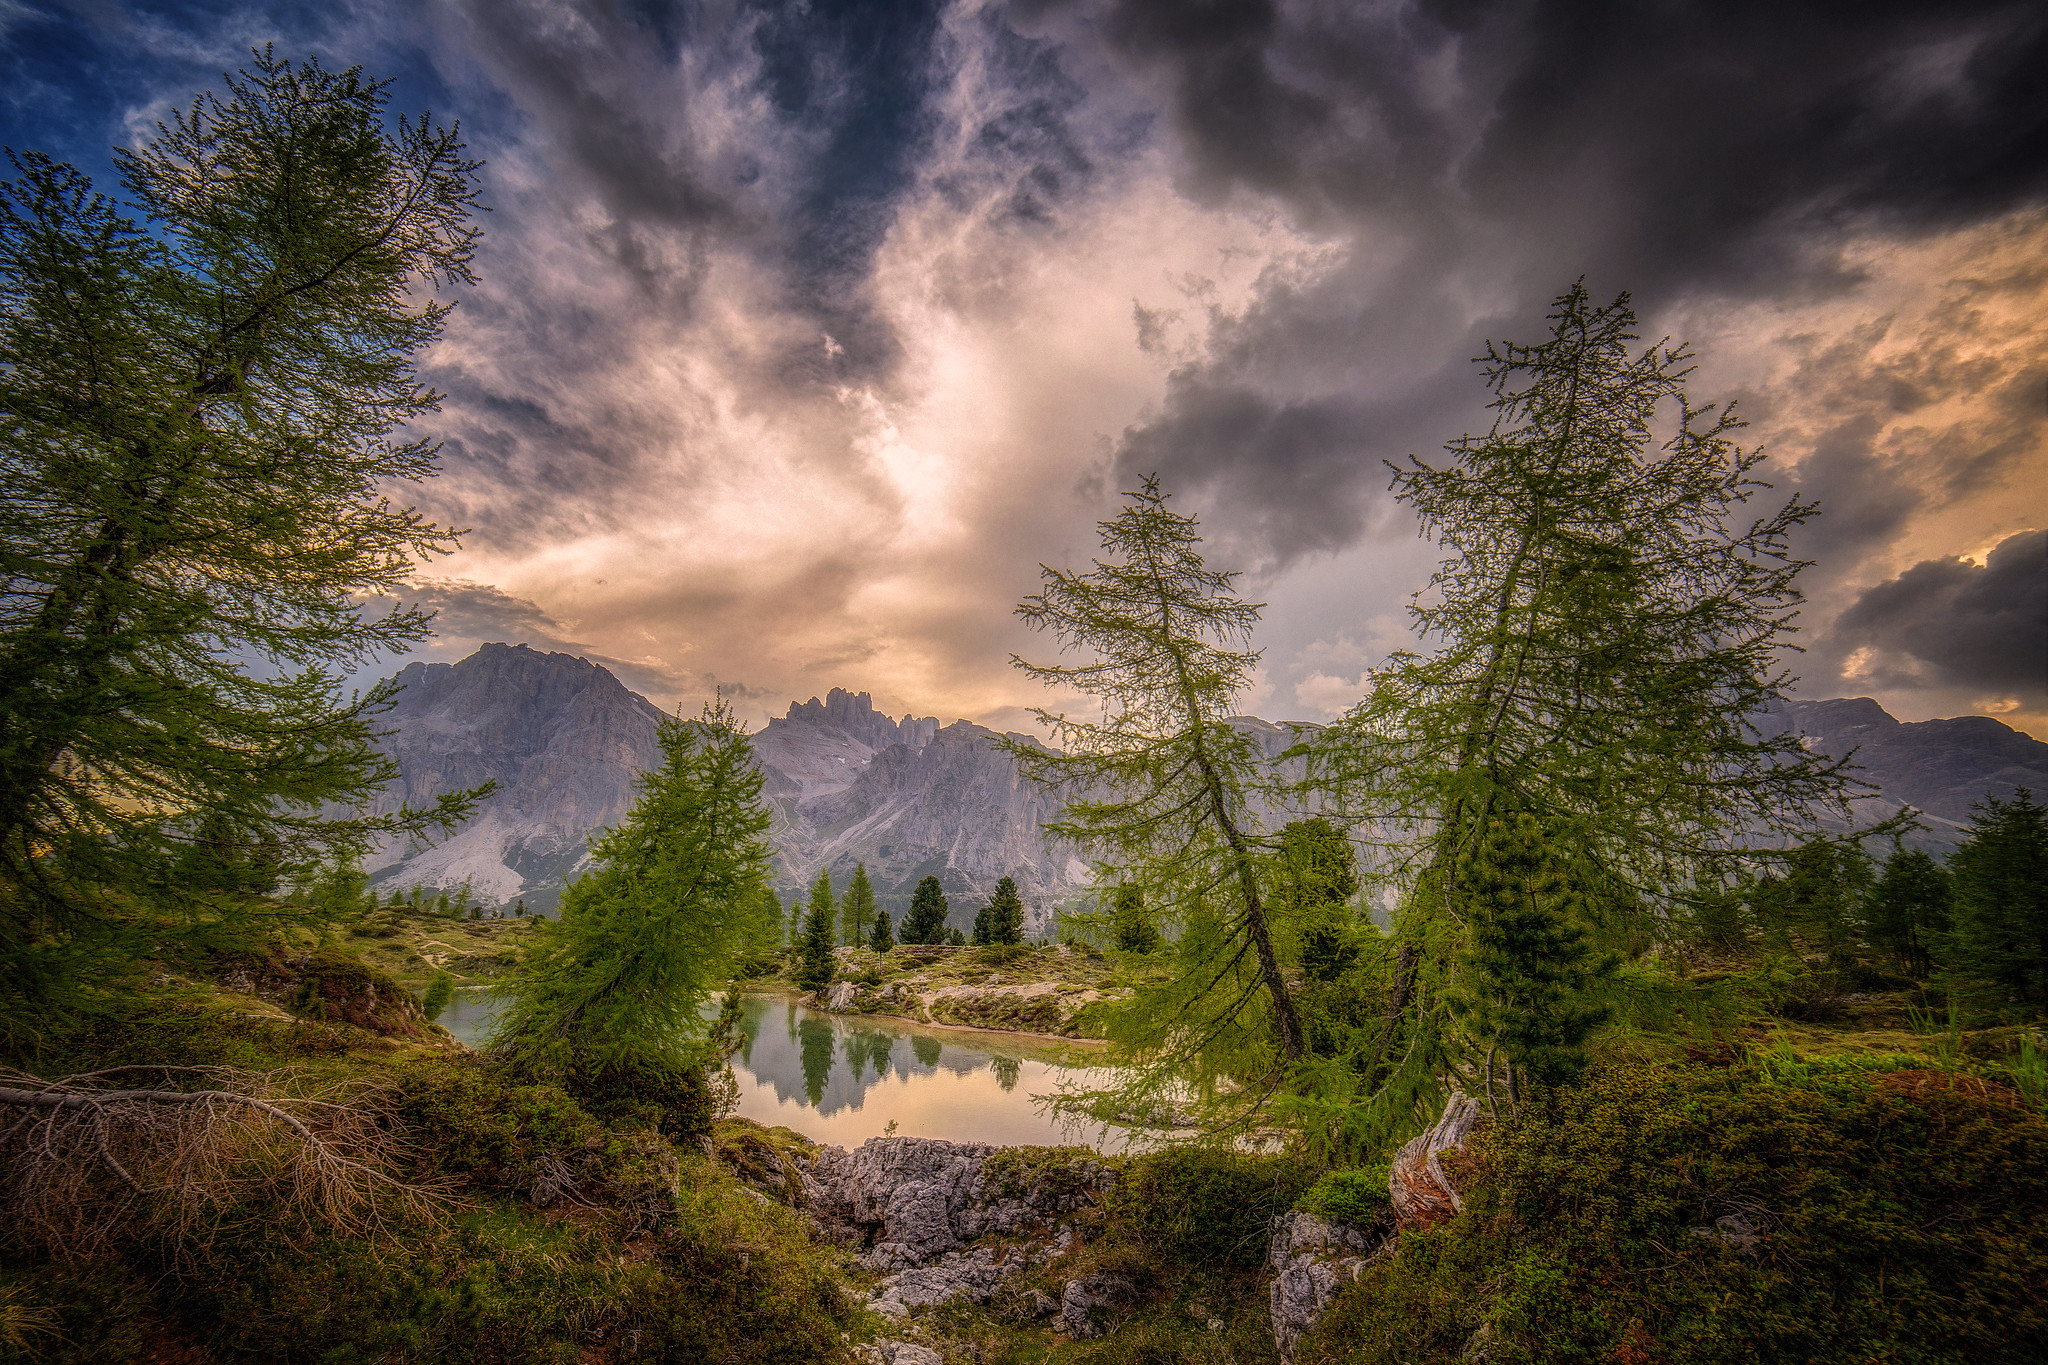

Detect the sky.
[{"left": 6, "top": 0, "right": 2044, "bottom": 735}]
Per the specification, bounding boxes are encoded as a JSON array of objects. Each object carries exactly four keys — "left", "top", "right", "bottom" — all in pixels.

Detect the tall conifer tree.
[
  {"left": 796, "top": 870, "right": 837, "bottom": 990},
  {"left": 1304, "top": 284, "right": 1857, "bottom": 1137},
  {"left": 492, "top": 697, "right": 775, "bottom": 1126},
  {"left": 841, "top": 863, "right": 876, "bottom": 947},
  {"left": 1007, "top": 478, "right": 1305, "bottom": 1135},
  {"left": 902, "top": 876, "right": 949, "bottom": 944},
  {"left": 0, "top": 52, "right": 488, "bottom": 1020}
]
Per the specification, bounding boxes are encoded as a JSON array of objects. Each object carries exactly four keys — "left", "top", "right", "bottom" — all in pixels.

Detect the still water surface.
[{"left": 436, "top": 989, "right": 1143, "bottom": 1151}]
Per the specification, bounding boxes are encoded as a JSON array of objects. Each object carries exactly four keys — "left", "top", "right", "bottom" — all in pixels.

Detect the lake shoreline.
[{"left": 749, "top": 984, "right": 1111, "bottom": 1054}]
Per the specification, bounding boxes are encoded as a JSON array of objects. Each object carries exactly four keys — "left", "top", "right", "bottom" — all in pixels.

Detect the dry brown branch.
[{"left": 0, "top": 1064, "right": 449, "bottom": 1261}]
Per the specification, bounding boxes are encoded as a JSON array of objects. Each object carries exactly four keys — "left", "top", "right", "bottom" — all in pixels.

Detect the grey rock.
[
  {"left": 806, "top": 1136, "right": 1115, "bottom": 1270},
  {"left": 860, "top": 1343, "right": 942, "bottom": 1365},
  {"left": 823, "top": 981, "right": 860, "bottom": 1011},
  {"left": 1688, "top": 1212, "right": 1761, "bottom": 1252},
  {"left": 868, "top": 1245, "right": 1018, "bottom": 1317},
  {"left": 1267, "top": 1211, "right": 1382, "bottom": 1365},
  {"left": 1061, "top": 1274, "right": 1133, "bottom": 1339}
]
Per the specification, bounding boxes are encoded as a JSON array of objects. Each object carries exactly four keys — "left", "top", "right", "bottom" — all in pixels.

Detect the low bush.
[
  {"left": 1107, "top": 1147, "right": 1314, "bottom": 1272},
  {"left": 1295, "top": 1165, "right": 1392, "bottom": 1229},
  {"left": 0, "top": 974, "right": 863, "bottom": 1365},
  {"left": 1302, "top": 1059, "right": 2048, "bottom": 1365}
]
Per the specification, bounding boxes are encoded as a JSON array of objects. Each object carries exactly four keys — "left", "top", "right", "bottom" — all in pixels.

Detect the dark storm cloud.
[
  {"left": 1830, "top": 531, "right": 2047, "bottom": 695},
  {"left": 1089, "top": 0, "right": 2048, "bottom": 570}
]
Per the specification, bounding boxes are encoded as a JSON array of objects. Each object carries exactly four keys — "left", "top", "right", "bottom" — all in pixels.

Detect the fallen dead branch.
[{"left": 0, "top": 1064, "right": 449, "bottom": 1261}]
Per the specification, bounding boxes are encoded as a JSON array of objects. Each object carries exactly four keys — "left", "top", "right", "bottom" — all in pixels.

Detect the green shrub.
[
  {"left": 1295, "top": 1165, "right": 1391, "bottom": 1228},
  {"left": 1303, "top": 1060, "right": 2048, "bottom": 1365},
  {"left": 1107, "top": 1147, "right": 1314, "bottom": 1271}
]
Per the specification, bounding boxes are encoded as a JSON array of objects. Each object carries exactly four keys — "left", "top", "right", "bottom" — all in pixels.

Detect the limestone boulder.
[
  {"left": 1060, "top": 1274, "right": 1134, "bottom": 1339},
  {"left": 1267, "top": 1211, "right": 1384, "bottom": 1365}
]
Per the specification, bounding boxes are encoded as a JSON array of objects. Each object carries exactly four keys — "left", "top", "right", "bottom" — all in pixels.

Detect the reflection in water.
[
  {"left": 726, "top": 994, "right": 1138, "bottom": 1150},
  {"left": 438, "top": 989, "right": 1142, "bottom": 1151}
]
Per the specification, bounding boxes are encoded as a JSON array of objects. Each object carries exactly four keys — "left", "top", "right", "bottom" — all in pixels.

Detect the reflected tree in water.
[
  {"left": 798, "top": 1018, "right": 836, "bottom": 1107},
  {"left": 863, "top": 1032, "right": 895, "bottom": 1083},
  {"left": 990, "top": 1055, "right": 1022, "bottom": 1092},
  {"left": 911, "top": 1034, "right": 942, "bottom": 1069}
]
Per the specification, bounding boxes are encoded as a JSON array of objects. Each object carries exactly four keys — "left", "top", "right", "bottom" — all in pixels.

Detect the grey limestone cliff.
[{"left": 360, "top": 644, "right": 2044, "bottom": 914}]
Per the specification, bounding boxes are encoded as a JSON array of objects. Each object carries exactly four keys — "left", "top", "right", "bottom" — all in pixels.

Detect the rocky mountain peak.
[{"left": 776, "top": 687, "right": 940, "bottom": 753}]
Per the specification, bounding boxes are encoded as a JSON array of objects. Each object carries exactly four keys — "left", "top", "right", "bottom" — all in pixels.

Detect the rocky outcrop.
[
  {"left": 1389, "top": 1093, "right": 1483, "bottom": 1227},
  {"left": 806, "top": 1137, "right": 1110, "bottom": 1268},
  {"left": 1060, "top": 1273, "right": 1134, "bottom": 1338},
  {"left": 791, "top": 1136, "right": 1113, "bottom": 1319},
  {"left": 1268, "top": 1212, "right": 1384, "bottom": 1365}
]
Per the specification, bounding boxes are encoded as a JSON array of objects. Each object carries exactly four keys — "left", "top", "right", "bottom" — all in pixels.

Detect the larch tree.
[
  {"left": 0, "top": 51, "right": 487, "bottom": 1027},
  {"left": 1005, "top": 477, "right": 1304, "bottom": 1135},
  {"left": 490, "top": 697, "right": 775, "bottom": 1131},
  {"left": 1305, "top": 283, "right": 1857, "bottom": 1141},
  {"left": 841, "top": 863, "right": 876, "bottom": 947}
]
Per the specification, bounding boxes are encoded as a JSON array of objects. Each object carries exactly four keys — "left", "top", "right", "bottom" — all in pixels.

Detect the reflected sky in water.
[
  {"left": 436, "top": 990, "right": 1139, "bottom": 1151},
  {"left": 728, "top": 994, "right": 1135, "bottom": 1150}
]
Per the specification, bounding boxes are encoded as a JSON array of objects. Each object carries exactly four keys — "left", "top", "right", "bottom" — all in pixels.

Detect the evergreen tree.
[
  {"left": 307, "top": 854, "right": 369, "bottom": 925},
  {"left": 902, "top": 876, "right": 949, "bottom": 944},
  {"left": 841, "top": 863, "right": 876, "bottom": 946},
  {"left": 1006, "top": 477, "right": 1306, "bottom": 1140},
  {"left": 1445, "top": 814, "right": 1615, "bottom": 1105},
  {"left": 1111, "top": 885, "right": 1160, "bottom": 954},
  {"left": 1751, "top": 837, "right": 1870, "bottom": 961},
  {"left": 945, "top": 926, "right": 968, "bottom": 946},
  {"left": 796, "top": 871, "right": 837, "bottom": 992},
  {"left": 1303, "top": 284, "right": 1856, "bottom": 1145},
  {"left": 0, "top": 52, "right": 488, "bottom": 1023},
  {"left": 492, "top": 697, "right": 776, "bottom": 1128},
  {"left": 1866, "top": 841, "right": 1951, "bottom": 977},
  {"left": 869, "top": 908, "right": 895, "bottom": 954},
  {"left": 983, "top": 876, "right": 1026, "bottom": 946},
  {"left": 1939, "top": 791, "right": 2048, "bottom": 1010},
  {"left": 1274, "top": 818, "right": 1363, "bottom": 983}
]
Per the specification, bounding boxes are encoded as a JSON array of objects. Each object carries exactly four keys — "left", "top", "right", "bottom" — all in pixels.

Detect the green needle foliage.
[
  {"left": 1445, "top": 814, "right": 1616, "bottom": 1107},
  {"left": 975, "top": 875, "right": 1025, "bottom": 946},
  {"left": 1865, "top": 840, "right": 1951, "bottom": 977},
  {"left": 840, "top": 862, "right": 875, "bottom": 946},
  {"left": 1302, "top": 284, "right": 1857, "bottom": 1142},
  {"left": 869, "top": 906, "right": 895, "bottom": 953},
  {"left": 1006, "top": 476, "right": 1305, "bottom": 1135},
  {"left": 0, "top": 50, "right": 487, "bottom": 1028},
  {"left": 1112, "top": 885, "right": 1161, "bottom": 954},
  {"left": 901, "top": 875, "right": 949, "bottom": 944},
  {"left": 795, "top": 870, "right": 837, "bottom": 990},
  {"left": 1939, "top": 790, "right": 2048, "bottom": 1012},
  {"left": 490, "top": 697, "right": 776, "bottom": 1126}
]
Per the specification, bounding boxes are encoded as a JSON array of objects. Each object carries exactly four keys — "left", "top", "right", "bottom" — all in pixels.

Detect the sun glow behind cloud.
[{"left": 16, "top": 0, "right": 2040, "bottom": 735}]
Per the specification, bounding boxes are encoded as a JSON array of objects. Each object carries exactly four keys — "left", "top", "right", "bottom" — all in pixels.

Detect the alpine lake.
[{"left": 436, "top": 989, "right": 1152, "bottom": 1152}]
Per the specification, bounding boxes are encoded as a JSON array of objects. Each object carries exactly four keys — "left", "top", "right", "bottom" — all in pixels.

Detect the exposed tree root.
[{"left": 0, "top": 1064, "right": 447, "bottom": 1260}]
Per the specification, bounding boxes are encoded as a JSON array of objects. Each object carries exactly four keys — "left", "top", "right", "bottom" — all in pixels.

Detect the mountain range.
[{"left": 361, "top": 643, "right": 2048, "bottom": 933}]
